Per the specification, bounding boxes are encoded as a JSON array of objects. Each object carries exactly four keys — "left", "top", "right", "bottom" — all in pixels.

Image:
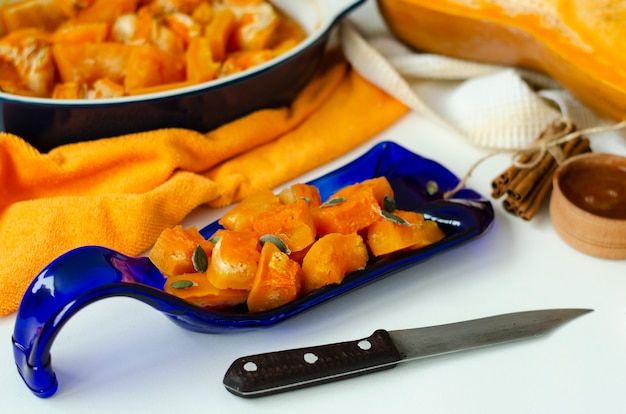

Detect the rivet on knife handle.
[{"left": 223, "top": 329, "right": 402, "bottom": 398}]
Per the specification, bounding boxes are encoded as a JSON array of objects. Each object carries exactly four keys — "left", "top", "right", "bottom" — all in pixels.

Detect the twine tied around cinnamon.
[{"left": 443, "top": 119, "right": 626, "bottom": 220}]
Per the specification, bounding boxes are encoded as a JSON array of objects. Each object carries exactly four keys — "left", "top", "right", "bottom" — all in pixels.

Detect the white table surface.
[{"left": 2, "top": 2, "right": 626, "bottom": 413}]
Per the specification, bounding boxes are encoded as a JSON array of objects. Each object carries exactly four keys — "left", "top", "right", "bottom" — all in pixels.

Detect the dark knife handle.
[{"left": 223, "top": 329, "right": 402, "bottom": 398}]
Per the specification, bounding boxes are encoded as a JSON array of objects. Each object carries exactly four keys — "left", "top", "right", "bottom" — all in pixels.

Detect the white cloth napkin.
[{"left": 340, "top": 19, "right": 626, "bottom": 155}]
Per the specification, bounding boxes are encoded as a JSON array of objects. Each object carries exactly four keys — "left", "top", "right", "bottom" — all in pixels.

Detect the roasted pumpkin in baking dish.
[
  {"left": 148, "top": 176, "right": 446, "bottom": 312},
  {"left": 376, "top": 0, "right": 626, "bottom": 121},
  {"left": 0, "top": 0, "right": 306, "bottom": 98}
]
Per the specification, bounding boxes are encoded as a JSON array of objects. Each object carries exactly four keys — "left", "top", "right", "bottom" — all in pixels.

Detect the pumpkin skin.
[{"left": 376, "top": 0, "right": 626, "bottom": 121}]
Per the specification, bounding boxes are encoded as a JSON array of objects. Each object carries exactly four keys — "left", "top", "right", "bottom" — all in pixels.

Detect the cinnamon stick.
[
  {"left": 507, "top": 135, "right": 580, "bottom": 202},
  {"left": 491, "top": 151, "right": 535, "bottom": 198},
  {"left": 490, "top": 119, "right": 590, "bottom": 221},
  {"left": 505, "top": 136, "right": 591, "bottom": 220},
  {"left": 490, "top": 120, "right": 573, "bottom": 199}
]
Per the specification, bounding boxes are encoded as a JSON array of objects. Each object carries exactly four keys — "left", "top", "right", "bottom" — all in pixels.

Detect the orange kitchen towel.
[{"left": 0, "top": 56, "right": 408, "bottom": 316}]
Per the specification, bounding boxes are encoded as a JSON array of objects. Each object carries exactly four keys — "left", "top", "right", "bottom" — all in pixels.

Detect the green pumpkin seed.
[
  {"left": 382, "top": 194, "right": 396, "bottom": 212},
  {"left": 259, "top": 234, "right": 291, "bottom": 254},
  {"left": 208, "top": 235, "right": 221, "bottom": 244},
  {"left": 170, "top": 279, "right": 195, "bottom": 289},
  {"left": 380, "top": 210, "right": 410, "bottom": 225},
  {"left": 320, "top": 197, "right": 346, "bottom": 207},
  {"left": 426, "top": 180, "right": 439, "bottom": 195},
  {"left": 192, "top": 245, "right": 208, "bottom": 272}
]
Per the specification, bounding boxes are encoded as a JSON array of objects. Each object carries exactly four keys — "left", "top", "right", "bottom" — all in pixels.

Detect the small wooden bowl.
[{"left": 550, "top": 152, "right": 626, "bottom": 259}]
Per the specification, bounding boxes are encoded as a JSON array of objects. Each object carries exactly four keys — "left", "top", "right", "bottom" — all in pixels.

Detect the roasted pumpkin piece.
[
  {"left": 152, "top": 20, "right": 186, "bottom": 53},
  {"left": 148, "top": 224, "right": 214, "bottom": 277},
  {"left": 231, "top": 2, "right": 279, "bottom": 51},
  {"left": 271, "top": 12, "right": 306, "bottom": 53},
  {"left": 45, "top": 0, "right": 94, "bottom": 11},
  {"left": 124, "top": 44, "right": 185, "bottom": 90},
  {"left": 52, "top": 81, "right": 85, "bottom": 99},
  {"left": 247, "top": 240, "right": 303, "bottom": 312},
  {"left": 52, "top": 42, "right": 132, "bottom": 84},
  {"left": 50, "top": 22, "right": 110, "bottom": 44},
  {"left": 0, "top": 29, "right": 56, "bottom": 96},
  {"left": 0, "top": 0, "right": 74, "bottom": 33},
  {"left": 0, "top": 59, "right": 24, "bottom": 96},
  {"left": 125, "top": 6, "right": 187, "bottom": 54},
  {"left": 110, "top": 13, "right": 137, "bottom": 44},
  {"left": 130, "top": 6, "right": 154, "bottom": 45},
  {"left": 185, "top": 36, "right": 219, "bottom": 83},
  {"left": 278, "top": 183, "right": 322, "bottom": 207},
  {"left": 313, "top": 188, "right": 382, "bottom": 236},
  {"left": 165, "top": 12, "right": 201, "bottom": 46},
  {"left": 408, "top": 220, "right": 447, "bottom": 249},
  {"left": 90, "top": 76, "right": 125, "bottom": 98},
  {"left": 0, "top": 42, "right": 31, "bottom": 94},
  {"left": 253, "top": 199, "right": 317, "bottom": 254},
  {"left": 72, "top": 0, "right": 138, "bottom": 24},
  {"left": 165, "top": 272, "right": 248, "bottom": 309},
  {"left": 301, "top": 233, "right": 369, "bottom": 295},
  {"left": 222, "top": 0, "right": 265, "bottom": 6},
  {"left": 219, "top": 188, "right": 281, "bottom": 232},
  {"left": 149, "top": 0, "right": 205, "bottom": 15},
  {"left": 204, "top": 8, "right": 236, "bottom": 62},
  {"left": 220, "top": 49, "right": 274, "bottom": 76},
  {"left": 0, "top": 60, "right": 21, "bottom": 84},
  {"left": 206, "top": 230, "right": 261, "bottom": 290},
  {"left": 127, "top": 79, "right": 196, "bottom": 95},
  {"left": 330, "top": 176, "right": 394, "bottom": 207},
  {"left": 191, "top": 1, "right": 213, "bottom": 25},
  {"left": 367, "top": 210, "right": 446, "bottom": 257},
  {"left": 0, "top": 79, "right": 37, "bottom": 96}
]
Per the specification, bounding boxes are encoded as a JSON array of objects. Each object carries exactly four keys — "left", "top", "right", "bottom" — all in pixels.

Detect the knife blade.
[{"left": 223, "top": 308, "right": 592, "bottom": 398}]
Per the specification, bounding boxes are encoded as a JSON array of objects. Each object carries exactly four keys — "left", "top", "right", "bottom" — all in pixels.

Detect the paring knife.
[{"left": 223, "top": 308, "right": 592, "bottom": 398}]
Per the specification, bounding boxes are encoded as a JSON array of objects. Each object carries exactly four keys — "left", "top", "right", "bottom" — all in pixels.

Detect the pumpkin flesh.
[
  {"left": 149, "top": 176, "right": 447, "bottom": 312},
  {"left": 247, "top": 241, "right": 303, "bottom": 313},
  {"left": 376, "top": 0, "right": 626, "bottom": 120},
  {"left": 301, "top": 232, "right": 369, "bottom": 295}
]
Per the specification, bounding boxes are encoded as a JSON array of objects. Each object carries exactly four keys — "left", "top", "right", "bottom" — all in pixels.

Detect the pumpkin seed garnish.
[
  {"left": 382, "top": 194, "right": 396, "bottom": 212},
  {"left": 380, "top": 210, "right": 410, "bottom": 225},
  {"left": 300, "top": 196, "right": 311, "bottom": 204},
  {"left": 192, "top": 245, "right": 209, "bottom": 272},
  {"left": 320, "top": 197, "right": 346, "bottom": 207},
  {"left": 426, "top": 180, "right": 439, "bottom": 195},
  {"left": 170, "top": 279, "right": 195, "bottom": 289},
  {"left": 259, "top": 234, "right": 291, "bottom": 254},
  {"left": 208, "top": 235, "right": 221, "bottom": 244}
]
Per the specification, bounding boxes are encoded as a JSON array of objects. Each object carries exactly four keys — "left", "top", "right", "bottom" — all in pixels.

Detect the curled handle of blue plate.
[{"left": 11, "top": 245, "right": 174, "bottom": 398}]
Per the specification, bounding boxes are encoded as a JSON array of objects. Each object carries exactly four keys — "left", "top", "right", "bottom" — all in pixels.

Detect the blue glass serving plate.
[{"left": 12, "top": 141, "right": 494, "bottom": 398}]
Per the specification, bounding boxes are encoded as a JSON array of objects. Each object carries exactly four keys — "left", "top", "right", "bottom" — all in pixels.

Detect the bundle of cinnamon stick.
[{"left": 491, "top": 120, "right": 591, "bottom": 220}]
